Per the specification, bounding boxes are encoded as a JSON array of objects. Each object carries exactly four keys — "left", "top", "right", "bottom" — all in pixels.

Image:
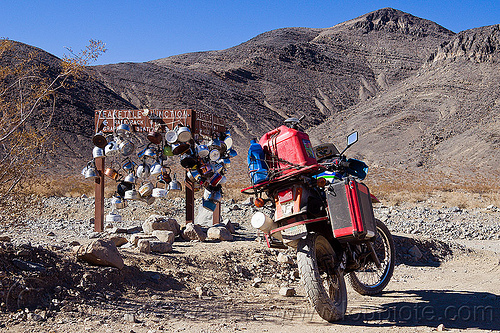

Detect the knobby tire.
[{"left": 297, "top": 233, "right": 347, "bottom": 322}]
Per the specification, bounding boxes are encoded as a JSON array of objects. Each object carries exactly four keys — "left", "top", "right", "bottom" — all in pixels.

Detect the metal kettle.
[{"left": 168, "top": 173, "right": 182, "bottom": 191}]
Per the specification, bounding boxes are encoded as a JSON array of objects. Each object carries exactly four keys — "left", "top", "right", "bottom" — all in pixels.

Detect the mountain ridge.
[{"left": 2, "top": 8, "right": 499, "bottom": 180}]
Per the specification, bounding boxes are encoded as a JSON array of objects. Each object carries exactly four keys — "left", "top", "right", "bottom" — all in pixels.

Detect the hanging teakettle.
[
  {"left": 104, "top": 161, "right": 121, "bottom": 181},
  {"left": 186, "top": 169, "right": 202, "bottom": 182},
  {"left": 138, "top": 181, "right": 154, "bottom": 197},
  {"left": 176, "top": 125, "right": 192, "bottom": 143},
  {"left": 83, "top": 161, "right": 99, "bottom": 180},
  {"left": 223, "top": 130, "right": 233, "bottom": 150},
  {"left": 159, "top": 165, "right": 172, "bottom": 184},
  {"left": 93, "top": 131, "right": 107, "bottom": 149},
  {"left": 171, "top": 142, "right": 190, "bottom": 155},
  {"left": 165, "top": 126, "right": 178, "bottom": 144},
  {"left": 116, "top": 123, "right": 131, "bottom": 137},
  {"left": 147, "top": 129, "right": 162, "bottom": 145},
  {"left": 226, "top": 148, "right": 238, "bottom": 158},
  {"left": 152, "top": 181, "right": 169, "bottom": 198},
  {"left": 92, "top": 146, "right": 104, "bottom": 159},
  {"left": 123, "top": 171, "right": 137, "bottom": 184},
  {"left": 180, "top": 152, "right": 198, "bottom": 169},
  {"left": 119, "top": 138, "right": 135, "bottom": 156},
  {"left": 150, "top": 160, "right": 162, "bottom": 176},
  {"left": 162, "top": 144, "right": 174, "bottom": 157},
  {"left": 124, "top": 188, "right": 140, "bottom": 200},
  {"left": 122, "top": 158, "right": 136, "bottom": 171},
  {"left": 136, "top": 160, "right": 151, "bottom": 179},
  {"left": 117, "top": 181, "right": 133, "bottom": 197},
  {"left": 111, "top": 193, "right": 127, "bottom": 209},
  {"left": 195, "top": 144, "right": 209, "bottom": 158},
  {"left": 202, "top": 198, "right": 216, "bottom": 211},
  {"left": 143, "top": 144, "right": 157, "bottom": 159},
  {"left": 168, "top": 173, "right": 182, "bottom": 191},
  {"left": 105, "top": 137, "right": 120, "bottom": 156}
]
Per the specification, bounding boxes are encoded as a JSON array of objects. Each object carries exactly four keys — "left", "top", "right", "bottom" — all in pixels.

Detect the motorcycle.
[{"left": 242, "top": 116, "right": 395, "bottom": 322}]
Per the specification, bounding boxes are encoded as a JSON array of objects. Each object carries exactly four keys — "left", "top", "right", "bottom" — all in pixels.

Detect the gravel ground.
[
  {"left": 375, "top": 205, "right": 500, "bottom": 241},
  {"left": 0, "top": 195, "right": 499, "bottom": 333},
  {"left": 2, "top": 195, "right": 499, "bottom": 248}
]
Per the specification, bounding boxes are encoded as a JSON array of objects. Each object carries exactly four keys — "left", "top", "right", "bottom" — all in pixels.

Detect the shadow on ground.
[
  {"left": 339, "top": 289, "right": 498, "bottom": 330},
  {"left": 393, "top": 234, "right": 462, "bottom": 267}
]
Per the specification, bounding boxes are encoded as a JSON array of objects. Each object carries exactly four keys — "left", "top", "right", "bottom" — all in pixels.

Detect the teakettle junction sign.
[{"left": 92, "top": 109, "right": 227, "bottom": 232}]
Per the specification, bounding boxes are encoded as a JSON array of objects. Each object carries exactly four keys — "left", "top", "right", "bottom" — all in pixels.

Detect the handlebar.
[
  {"left": 320, "top": 157, "right": 351, "bottom": 170},
  {"left": 320, "top": 157, "right": 368, "bottom": 181}
]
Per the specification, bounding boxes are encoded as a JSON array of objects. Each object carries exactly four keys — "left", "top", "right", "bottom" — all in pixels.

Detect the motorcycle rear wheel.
[
  {"left": 297, "top": 233, "right": 347, "bottom": 322},
  {"left": 348, "top": 219, "right": 395, "bottom": 295}
]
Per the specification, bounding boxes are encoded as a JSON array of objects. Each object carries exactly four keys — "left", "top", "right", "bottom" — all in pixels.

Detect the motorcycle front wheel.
[
  {"left": 348, "top": 219, "right": 395, "bottom": 295},
  {"left": 297, "top": 233, "right": 347, "bottom": 322}
]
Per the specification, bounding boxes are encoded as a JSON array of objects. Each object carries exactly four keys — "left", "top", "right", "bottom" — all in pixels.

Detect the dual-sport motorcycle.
[{"left": 242, "top": 116, "right": 395, "bottom": 322}]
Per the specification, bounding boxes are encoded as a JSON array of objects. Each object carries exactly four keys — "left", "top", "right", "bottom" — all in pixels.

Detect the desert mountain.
[
  {"left": 2, "top": 8, "right": 499, "bottom": 179},
  {"left": 0, "top": 41, "right": 135, "bottom": 170},
  {"left": 92, "top": 8, "right": 453, "bottom": 144},
  {"left": 309, "top": 24, "right": 500, "bottom": 177}
]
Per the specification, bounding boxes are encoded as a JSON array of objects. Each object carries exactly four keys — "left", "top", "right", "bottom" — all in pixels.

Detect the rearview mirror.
[
  {"left": 347, "top": 131, "right": 358, "bottom": 146},
  {"left": 339, "top": 131, "right": 359, "bottom": 156}
]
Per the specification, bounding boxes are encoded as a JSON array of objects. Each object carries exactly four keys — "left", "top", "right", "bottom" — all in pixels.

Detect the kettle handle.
[{"left": 155, "top": 181, "right": 167, "bottom": 190}]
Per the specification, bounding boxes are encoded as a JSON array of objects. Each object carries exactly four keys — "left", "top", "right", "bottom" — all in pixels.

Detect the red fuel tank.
[{"left": 259, "top": 125, "right": 318, "bottom": 176}]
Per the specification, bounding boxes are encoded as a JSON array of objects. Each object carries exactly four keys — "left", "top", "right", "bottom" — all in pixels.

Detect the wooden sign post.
[{"left": 93, "top": 109, "right": 225, "bottom": 232}]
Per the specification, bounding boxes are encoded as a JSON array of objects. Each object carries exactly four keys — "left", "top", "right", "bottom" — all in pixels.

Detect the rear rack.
[{"left": 241, "top": 164, "right": 325, "bottom": 195}]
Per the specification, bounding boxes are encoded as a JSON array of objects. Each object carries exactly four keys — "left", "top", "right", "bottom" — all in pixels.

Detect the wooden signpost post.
[{"left": 93, "top": 109, "right": 226, "bottom": 232}]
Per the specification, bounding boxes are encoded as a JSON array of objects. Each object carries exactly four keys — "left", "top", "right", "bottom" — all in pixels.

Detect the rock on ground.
[
  {"left": 138, "top": 239, "right": 151, "bottom": 254},
  {"left": 130, "top": 234, "right": 157, "bottom": 245},
  {"left": 207, "top": 226, "right": 233, "bottom": 241},
  {"left": 222, "top": 219, "right": 236, "bottom": 234},
  {"left": 108, "top": 236, "right": 128, "bottom": 247},
  {"left": 279, "top": 287, "right": 296, "bottom": 297},
  {"left": 142, "top": 215, "right": 180, "bottom": 235},
  {"left": 75, "top": 239, "right": 124, "bottom": 270},
  {"left": 150, "top": 241, "right": 173, "bottom": 253},
  {"left": 277, "top": 252, "right": 294, "bottom": 264},
  {"left": 195, "top": 205, "right": 214, "bottom": 227},
  {"left": 182, "top": 223, "right": 207, "bottom": 241},
  {"left": 152, "top": 230, "right": 175, "bottom": 244}
]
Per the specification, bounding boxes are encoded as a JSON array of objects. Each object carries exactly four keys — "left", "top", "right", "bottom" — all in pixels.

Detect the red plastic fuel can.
[{"left": 259, "top": 125, "right": 318, "bottom": 176}]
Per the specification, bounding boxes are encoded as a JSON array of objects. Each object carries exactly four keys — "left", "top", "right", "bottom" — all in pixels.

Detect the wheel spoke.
[{"left": 348, "top": 220, "right": 395, "bottom": 295}]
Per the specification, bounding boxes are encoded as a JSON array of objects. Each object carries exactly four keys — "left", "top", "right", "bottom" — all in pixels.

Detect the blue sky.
[{"left": 1, "top": 0, "right": 498, "bottom": 65}]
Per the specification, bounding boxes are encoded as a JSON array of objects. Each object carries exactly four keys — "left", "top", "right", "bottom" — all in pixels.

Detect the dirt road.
[{"left": 1, "top": 232, "right": 498, "bottom": 333}]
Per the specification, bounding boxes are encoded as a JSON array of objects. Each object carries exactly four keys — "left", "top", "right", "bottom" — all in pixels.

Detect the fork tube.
[{"left": 367, "top": 241, "right": 382, "bottom": 269}]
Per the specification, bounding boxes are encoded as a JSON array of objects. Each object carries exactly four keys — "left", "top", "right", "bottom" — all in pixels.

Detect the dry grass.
[
  {"left": 364, "top": 167, "right": 500, "bottom": 209},
  {"left": 22, "top": 175, "right": 101, "bottom": 198},
  {"left": 11, "top": 165, "right": 500, "bottom": 210},
  {"left": 20, "top": 173, "right": 251, "bottom": 201}
]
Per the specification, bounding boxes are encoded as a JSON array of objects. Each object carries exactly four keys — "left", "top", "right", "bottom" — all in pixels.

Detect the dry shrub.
[{"left": 0, "top": 39, "right": 106, "bottom": 198}]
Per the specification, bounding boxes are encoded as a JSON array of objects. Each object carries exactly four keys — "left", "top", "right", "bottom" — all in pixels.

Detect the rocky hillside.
[
  {"left": 92, "top": 8, "right": 453, "bottom": 145},
  {"left": 3, "top": 8, "right": 500, "bottom": 179},
  {"left": 309, "top": 24, "right": 500, "bottom": 177},
  {"left": 0, "top": 41, "right": 135, "bottom": 170}
]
